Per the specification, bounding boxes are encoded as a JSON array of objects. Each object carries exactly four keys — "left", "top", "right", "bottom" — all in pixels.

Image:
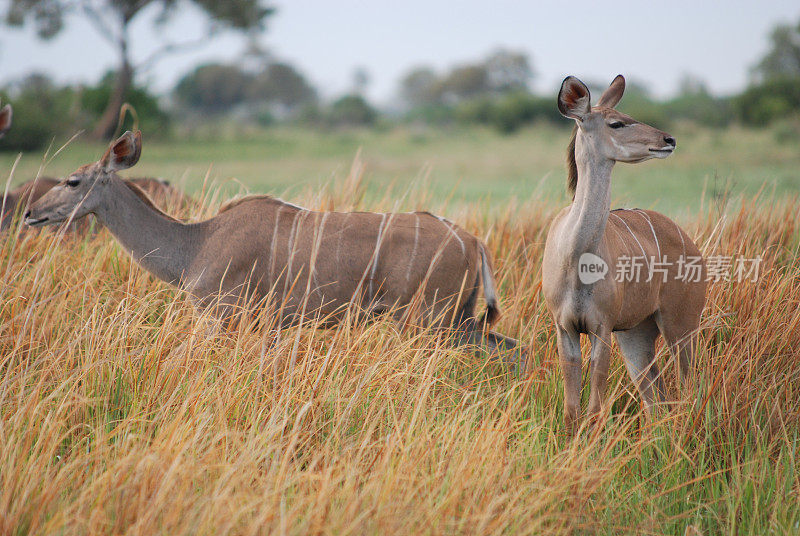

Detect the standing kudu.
[
  {"left": 26, "top": 131, "right": 520, "bottom": 357},
  {"left": 542, "top": 75, "right": 706, "bottom": 431}
]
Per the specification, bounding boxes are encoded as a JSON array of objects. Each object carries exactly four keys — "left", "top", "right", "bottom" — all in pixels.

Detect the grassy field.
[
  {"left": 2, "top": 123, "right": 799, "bottom": 216},
  {"left": 1, "top": 126, "right": 800, "bottom": 534}
]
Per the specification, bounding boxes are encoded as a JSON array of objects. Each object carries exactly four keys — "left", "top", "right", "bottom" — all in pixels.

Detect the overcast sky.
[{"left": 2, "top": 0, "right": 799, "bottom": 104}]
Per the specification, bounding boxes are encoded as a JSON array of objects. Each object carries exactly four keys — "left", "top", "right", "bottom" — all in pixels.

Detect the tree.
[
  {"left": 175, "top": 63, "right": 254, "bottom": 113},
  {"left": 666, "top": 74, "right": 733, "bottom": 128},
  {"left": 6, "top": 0, "right": 275, "bottom": 139},
  {"left": 248, "top": 62, "right": 317, "bottom": 110},
  {"left": 328, "top": 95, "right": 377, "bottom": 127},
  {"left": 402, "top": 50, "right": 535, "bottom": 107},
  {"left": 735, "top": 78, "right": 800, "bottom": 126},
  {"left": 351, "top": 66, "right": 370, "bottom": 96},
  {"left": 752, "top": 18, "right": 800, "bottom": 82},
  {"left": 399, "top": 67, "right": 440, "bottom": 108},
  {"left": 438, "top": 65, "right": 490, "bottom": 103},
  {"left": 483, "top": 49, "right": 533, "bottom": 93}
]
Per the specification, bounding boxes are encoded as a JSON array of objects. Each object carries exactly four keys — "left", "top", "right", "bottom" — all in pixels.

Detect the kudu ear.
[
  {"left": 596, "top": 74, "right": 625, "bottom": 109},
  {"left": 100, "top": 130, "right": 142, "bottom": 171},
  {"left": 557, "top": 76, "right": 591, "bottom": 121},
  {"left": 0, "top": 104, "right": 13, "bottom": 138}
]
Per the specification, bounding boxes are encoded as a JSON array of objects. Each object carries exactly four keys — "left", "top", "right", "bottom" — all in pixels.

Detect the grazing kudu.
[
  {"left": 26, "top": 131, "right": 520, "bottom": 356},
  {"left": 541, "top": 75, "right": 706, "bottom": 431}
]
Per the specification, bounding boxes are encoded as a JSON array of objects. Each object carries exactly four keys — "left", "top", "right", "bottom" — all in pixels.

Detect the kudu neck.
[
  {"left": 566, "top": 131, "right": 615, "bottom": 255},
  {"left": 93, "top": 177, "right": 198, "bottom": 285}
]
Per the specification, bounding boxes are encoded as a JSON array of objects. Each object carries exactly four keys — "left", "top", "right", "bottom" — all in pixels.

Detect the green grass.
[{"left": 2, "top": 123, "right": 799, "bottom": 217}]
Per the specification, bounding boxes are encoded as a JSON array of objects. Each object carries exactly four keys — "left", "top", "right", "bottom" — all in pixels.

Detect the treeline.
[{"left": 3, "top": 16, "right": 800, "bottom": 151}]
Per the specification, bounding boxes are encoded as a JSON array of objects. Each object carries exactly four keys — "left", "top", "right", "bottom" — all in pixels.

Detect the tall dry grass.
[{"left": 0, "top": 162, "right": 798, "bottom": 535}]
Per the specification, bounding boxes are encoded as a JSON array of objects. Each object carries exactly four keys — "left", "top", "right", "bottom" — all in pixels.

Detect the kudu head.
[
  {"left": 558, "top": 75, "right": 675, "bottom": 164},
  {"left": 25, "top": 131, "right": 142, "bottom": 227},
  {"left": 0, "top": 103, "right": 13, "bottom": 138}
]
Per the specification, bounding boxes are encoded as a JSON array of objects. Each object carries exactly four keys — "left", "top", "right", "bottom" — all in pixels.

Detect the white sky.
[{"left": 2, "top": 0, "right": 799, "bottom": 104}]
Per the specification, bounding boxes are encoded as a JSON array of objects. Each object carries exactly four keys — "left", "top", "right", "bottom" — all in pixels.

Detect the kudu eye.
[
  {"left": 66, "top": 178, "right": 80, "bottom": 187},
  {"left": 608, "top": 121, "right": 625, "bottom": 129}
]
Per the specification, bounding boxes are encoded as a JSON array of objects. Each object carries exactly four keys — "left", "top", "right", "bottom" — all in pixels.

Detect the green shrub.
[
  {"left": 734, "top": 77, "right": 800, "bottom": 126},
  {"left": 0, "top": 77, "right": 76, "bottom": 152},
  {"left": 772, "top": 114, "right": 800, "bottom": 144},
  {"left": 327, "top": 95, "right": 377, "bottom": 127}
]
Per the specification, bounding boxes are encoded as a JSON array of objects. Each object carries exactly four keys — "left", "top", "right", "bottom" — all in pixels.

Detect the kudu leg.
[
  {"left": 655, "top": 309, "right": 701, "bottom": 393},
  {"left": 556, "top": 326, "right": 582, "bottom": 433},
  {"left": 587, "top": 328, "right": 612, "bottom": 419},
  {"left": 614, "top": 317, "right": 666, "bottom": 413}
]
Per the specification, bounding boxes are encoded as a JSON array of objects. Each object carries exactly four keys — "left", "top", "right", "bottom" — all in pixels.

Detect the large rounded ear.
[
  {"left": 557, "top": 76, "right": 591, "bottom": 121},
  {"left": 596, "top": 74, "right": 625, "bottom": 109},
  {"left": 99, "top": 130, "right": 142, "bottom": 171},
  {"left": 0, "top": 104, "right": 13, "bottom": 138}
]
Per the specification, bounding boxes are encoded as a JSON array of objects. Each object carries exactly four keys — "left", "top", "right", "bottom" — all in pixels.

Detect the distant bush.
[
  {"left": 0, "top": 96, "right": 55, "bottom": 152},
  {"left": 0, "top": 75, "right": 76, "bottom": 152},
  {"left": 454, "top": 98, "right": 494, "bottom": 125},
  {"left": 734, "top": 77, "right": 800, "bottom": 126},
  {"left": 174, "top": 64, "right": 253, "bottom": 114},
  {"left": 327, "top": 95, "right": 377, "bottom": 127},
  {"left": 663, "top": 92, "right": 733, "bottom": 128},
  {"left": 772, "top": 114, "right": 800, "bottom": 144},
  {"left": 450, "top": 92, "right": 562, "bottom": 134},
  {"left": 489, "top": 93, "right": 561, "bottom": 133},
  {"left": 0, "top": 72, "right": 170, "bottom": 152},
  {"left": 404, "top": 103, "right": 456, "bottom": 126}
]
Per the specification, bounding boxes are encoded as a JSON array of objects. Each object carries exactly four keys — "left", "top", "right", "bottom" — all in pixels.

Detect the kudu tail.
[{"left": 477, "top": 243, "right": 500, "bottom": 328}]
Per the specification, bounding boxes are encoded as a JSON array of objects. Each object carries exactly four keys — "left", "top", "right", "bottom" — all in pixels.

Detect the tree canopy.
[
  {"left": 753, "top": 19, "right": 800, "bottom": 82},
  {"left": 398, "top": 49, "right": 534, "bottom": 108},
  {"left": 174, "top": 60, "right": 317, "bottom": 114}
]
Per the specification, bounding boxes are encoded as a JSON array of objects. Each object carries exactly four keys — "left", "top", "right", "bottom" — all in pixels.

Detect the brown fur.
[{"left": 123, "top": 179, "right": 182, "bottom": 223}]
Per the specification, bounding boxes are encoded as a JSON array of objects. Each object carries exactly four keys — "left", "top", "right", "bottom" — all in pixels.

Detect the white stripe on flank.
[
  {"left": 369, "top": 213, "right": 388, "bottom": 298},
  {"left": 435, "top": 214, "right": 465, "bottom": 255},
  {"left": 269, "top": 206, "right": 284, "bottom": 283},
  {"left": 284, "top": 210, "right": 302, "bottom": 296},
  {"left": 673, "top": 219, "right": 686, "bottom": 258},
  {"left": 634, "top": 209, "right": 661, "bottom": 260},
  {"left": 406, "top": 213, "right": 420, "bottom": 282},
  {"left": 336, "top": 213, "right": 350, "bottom": 264},
  {"left": 311, "top": 212, "right": 329, "bottom": 291},
  {"left": 610, "top": 212, "right": 649, "bottom": 270}
]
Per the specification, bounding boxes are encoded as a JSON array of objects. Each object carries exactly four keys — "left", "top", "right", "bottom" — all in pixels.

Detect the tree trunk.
[{"left": 92, "top": 36, "right": 133, "bottom": 141}]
